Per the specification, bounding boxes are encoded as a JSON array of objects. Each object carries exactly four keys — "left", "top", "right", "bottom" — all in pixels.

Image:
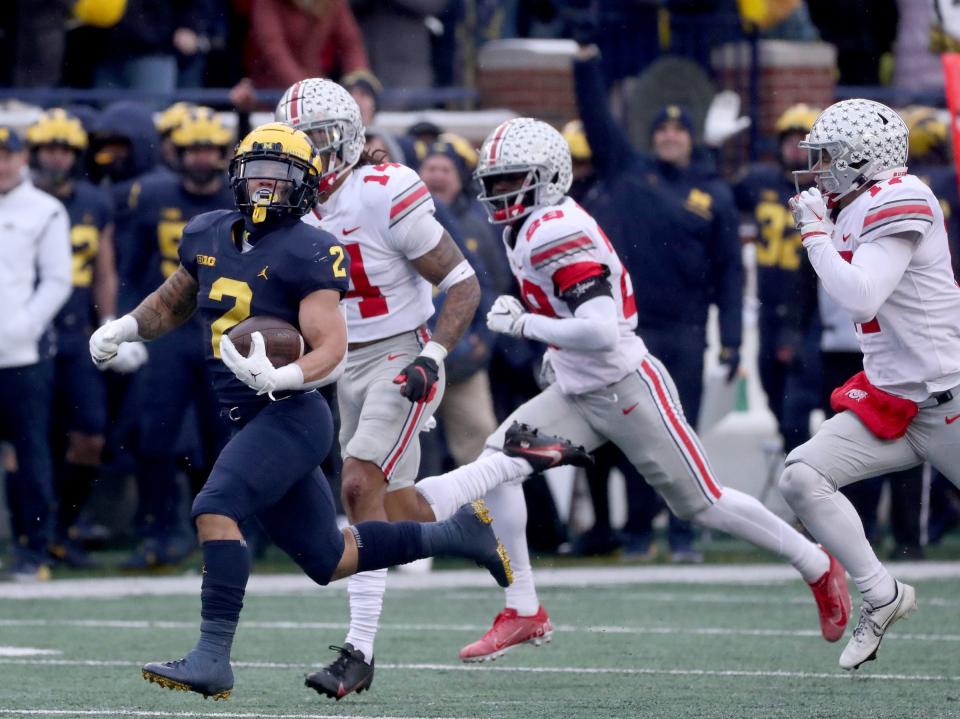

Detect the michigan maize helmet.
[
  {"left": 229, "top": 123, "right": 322, "bottom": 224},
  {"left": 156, "top": 102, "right": 195, "bottom": 137},
  {"left": 26, "top": 108, "right": 89, "bottom": 152},
  {"left": 902, "top": 106, "right": 949, "bottom": 163},
  {"left": 26, "top": 109, "right": 89, "bottom": 187},
  {"left": 171, "top": 108, "right": 233, "bottom": 185},
  {"left": 562, "top": 120, "right": 591, "bottom": 162},
  {"left": 775, "top": 104, "right": 819, "bottom": 136}
]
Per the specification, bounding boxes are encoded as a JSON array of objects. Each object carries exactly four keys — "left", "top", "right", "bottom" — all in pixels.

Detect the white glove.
[
  {"left": 108, "top": 341, "right": 148, "bottom": 374},
  {"left": 788, "top": 188, "right": 833, "bottom": 244},
  {"left": 219, "top": 331, "right": 303, "bottom": 399},
  {"left": 486, "top": 295, "right": 527, "bottom": 337},
  {"left": 90, "top": 315, "right": 140, "bottom": 370},
  {"left": 704, "top": 91, "right": 751, "bottom": 148}
]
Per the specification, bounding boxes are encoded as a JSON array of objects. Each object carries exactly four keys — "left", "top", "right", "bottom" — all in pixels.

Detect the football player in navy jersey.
[
  {"left": 117, "top": 108, "right": 236, "bottom": 568},
  {"left": 26, "top": 109, "right": 117, "bottom": 568},
  {"left": 90, "top": 123, "right": 512, "bottom": 700}
]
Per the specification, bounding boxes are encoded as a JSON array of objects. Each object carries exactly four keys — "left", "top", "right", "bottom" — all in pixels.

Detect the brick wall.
[{"left": 477, "top": 39, "right": 578, "bottom": 128}]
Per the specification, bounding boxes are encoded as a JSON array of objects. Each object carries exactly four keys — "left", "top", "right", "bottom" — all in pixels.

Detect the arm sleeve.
[
  {"left": 522, "top": 295, "right": 620, "bottom": 351},
  {"left": 804, "top": 232, "right": 915, "bottom": 323},
  {"left": 572, "top": 54, "right": 637, "bottom": 180},
  {"left": 27, "top": 206, "right": 72, "bottom": 327},
  {"left": 711, "top": 187, "right": 744, "bottom": 348}
]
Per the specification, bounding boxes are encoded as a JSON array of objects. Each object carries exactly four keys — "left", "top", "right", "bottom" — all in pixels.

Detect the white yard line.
[
  {"left": 0, "top": 617, "right": 957, "bottom": 643},
  {"left": 0, "top": 646, "right": 63, "bottom": 656},
  {"left": 0, "top": 711, "right": 473, "bottom": 719},
  {"left": 0, "top": 657, "right": 954, "bottom": 683},
  {"left": 2, "top": 562, "right": 959, "bottom": 600}
]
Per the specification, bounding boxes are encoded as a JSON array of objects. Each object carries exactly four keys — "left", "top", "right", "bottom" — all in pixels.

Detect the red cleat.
[
  {"left": 808, "top": 548, "right": 852, "bottom": 642},
  {"left": 459, "top": 606, "right": 553, "bottom": 662}
]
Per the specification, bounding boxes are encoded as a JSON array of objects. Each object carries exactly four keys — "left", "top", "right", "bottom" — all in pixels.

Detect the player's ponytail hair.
[{"left": 355, "top": 147, "right": 389, "bottom": 168}]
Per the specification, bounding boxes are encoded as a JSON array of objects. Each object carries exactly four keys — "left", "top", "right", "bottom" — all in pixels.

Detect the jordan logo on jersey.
[{"left": 258, "top": 266, "right": 269, "bottom": 280}]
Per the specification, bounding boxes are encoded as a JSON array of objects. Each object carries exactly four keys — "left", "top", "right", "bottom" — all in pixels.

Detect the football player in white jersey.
[
  {"left": 440, "top": 117, "right": 853, "bottom": 663},
  {"left": 274, "top": 80, "right": 591, "bottom": 699},
  {"left": 782, "top": 99, "right": 960, "bottom": 670}
]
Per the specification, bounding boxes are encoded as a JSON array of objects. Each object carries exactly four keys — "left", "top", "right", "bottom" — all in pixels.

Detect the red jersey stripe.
[
  {"left": 389, "top": 184, "right": 429, "bottom": 220},
  {"left": 531, "top": 235, "right": 592, "bottom": 266},
  {"left": 863, "top": 203, "right": 932, "bottom": 228}
]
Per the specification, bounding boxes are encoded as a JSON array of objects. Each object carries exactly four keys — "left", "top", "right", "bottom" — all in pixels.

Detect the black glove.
[
  {"left": 394, "top": 355, "right": 441, "bottom": 403},
  {"left": 719, "top": 347, "right": 740, "bottom": 384}
]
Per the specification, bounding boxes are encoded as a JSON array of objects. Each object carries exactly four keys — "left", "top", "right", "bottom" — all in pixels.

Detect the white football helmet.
[
  {"left": 474, "top": 118, "right": 572, "bottom": 224},
  {"left": 275, "top": 78, "right": 365, "bottom": 192},
  {"left": 796, "top": 99, "right": 909, "bottom": 200}
]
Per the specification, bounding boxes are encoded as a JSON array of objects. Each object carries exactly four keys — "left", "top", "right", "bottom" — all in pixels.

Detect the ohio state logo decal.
[{"left": 846, "top": 389, "right": 868, "bottom": 401}]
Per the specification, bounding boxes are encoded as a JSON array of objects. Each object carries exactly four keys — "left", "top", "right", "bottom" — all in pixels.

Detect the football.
[{"left": 226, "top": 316, "right": 304, "bottom": 368}]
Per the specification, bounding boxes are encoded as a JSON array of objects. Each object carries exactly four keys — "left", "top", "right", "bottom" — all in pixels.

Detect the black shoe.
[
  {"left": 503, "top": 422, "right": 593, "bottom": 473},
  {"left": 49, "top": 541, "right": 99, "bottom": 569},
  {"left": 305, "top": 643, "right": 374, "bottom": 700},
  {"left": 142, "top": 650, "right": 234, "bottom": 700},
  {"left": 443, "top": 500, "right": 513, "bottom": 587}
]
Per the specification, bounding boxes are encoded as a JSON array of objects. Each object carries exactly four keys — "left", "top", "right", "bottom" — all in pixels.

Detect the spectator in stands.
[
  {"left": 26, "top": 110, "right": 118, "bottom": 569},
  {"left": 419, "top": 140, "right": 500, "bottom": 464},
  {"left": 91, "top": 0, "right": 216, "bottom": 92},
  {"left": 562, "top": 119, "right": 598, "bottom": 203},
  {"left": 237, "top": 0, "right": 368, "bottom": 97},
  {"left": 0, "top": 127, "right": 72, "bottom": 580},
  {"left": 807, "top": 0, "right": 898, "bottom": 85},
  {"left": 733, "top": 104, "right": 820, "bottom": 454},
  {"left": 343, "top": 69, "right": 383, "bottom": 127},
  {"left": 351, "top": 0, "right": 447, "bottom": 89},
  {"left": 0, "top": 0, "right": 72, "bottom": 87},
  {"left": 573, "top": 44, "right": 743, "bottom": 562}
]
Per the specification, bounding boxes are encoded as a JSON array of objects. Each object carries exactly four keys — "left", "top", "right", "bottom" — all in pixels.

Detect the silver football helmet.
[
  {"left": 796, "top": 99, "right": 909, "bottom": 200},
  {"left": 275, "top": 78, "right": 365, "bottom": 192},
  {"left": 474, "top": 118, "right": 573, "bottom": 224}
]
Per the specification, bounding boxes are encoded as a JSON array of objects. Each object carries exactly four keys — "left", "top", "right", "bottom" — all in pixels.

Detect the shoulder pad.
[{"left": 182, "top": 209, "right": 236, "bottom": 236}]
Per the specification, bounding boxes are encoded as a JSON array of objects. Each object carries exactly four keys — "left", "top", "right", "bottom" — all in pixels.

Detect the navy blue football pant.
[
  {"left": 137, "top": 332, "right": 226, "bottom": 539},
  {"left": 0, "top": 362, "right": 55, "bottom": 563},
  {"left": 622, "top": 324, "right": 704, "bottom": 549},
  {"left": 192, "top": 391, "right": 345, "bottom": 585}
]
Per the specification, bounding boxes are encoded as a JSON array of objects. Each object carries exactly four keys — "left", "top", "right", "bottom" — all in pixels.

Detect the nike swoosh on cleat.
[
  {"left": 622, "top": 402, "right": 640, "bottom": 415},
  {"left": 946, "top": 414, "right": 960, "bottom": 425},
  {"left": 520, "top": 447, "right": 563, "bottom": 464}
]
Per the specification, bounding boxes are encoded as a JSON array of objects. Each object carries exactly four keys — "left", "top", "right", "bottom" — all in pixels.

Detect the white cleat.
[{"left": 839, "top": 580, "right": 917, "bottom": 670}]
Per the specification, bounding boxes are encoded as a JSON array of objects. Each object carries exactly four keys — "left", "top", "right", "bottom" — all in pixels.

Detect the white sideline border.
[
  {"left": 2, "top": 562, "right": 960, "bottom": 600},
  {"left": 0, "top": 658, "right": 956, "bottom": 684}
]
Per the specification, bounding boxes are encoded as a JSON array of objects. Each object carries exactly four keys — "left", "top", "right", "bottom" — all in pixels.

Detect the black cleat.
[
  {"left": 305, "top": 643, "right": 374, "bottom": 700},
  {"left": 503, "top": 422, "right": 593, "bottom": 473},
  {"left": 142, "top": 651, "right": 233, "bottom": 700},
  {"left": 445, "top": 501, "right": 513, "bottom": 587}
]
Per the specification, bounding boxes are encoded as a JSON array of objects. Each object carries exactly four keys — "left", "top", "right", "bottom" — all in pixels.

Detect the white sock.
[
  {"left": 695, "top": 487, "right": 830, "bottom": 583},
  {"left": 344, "top": 568, "right": 387, "bottom": 662},
  {"left": 484, "top": 483, "right": 539, "bottom": 616},
  {"left": 780, "top": 462, "right": 896, "bottom": 606},
  {"left": 416, "top": 449, "right": 532, "bottom": 521}
]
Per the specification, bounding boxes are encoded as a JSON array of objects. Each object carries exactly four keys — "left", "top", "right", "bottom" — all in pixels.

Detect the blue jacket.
[{"left": 573, "top": 54, "right": 743, "bottom": 349}]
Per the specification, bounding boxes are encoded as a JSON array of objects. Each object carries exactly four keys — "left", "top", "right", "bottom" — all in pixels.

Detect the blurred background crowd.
[{"left": 2, "top": 0, "right": 960, "bottom": 580}]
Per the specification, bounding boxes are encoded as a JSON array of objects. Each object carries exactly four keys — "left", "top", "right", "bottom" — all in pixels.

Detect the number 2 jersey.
[
  {"left": 829, "top": 173, "right": 960, "bottom": 400},
  {"left": 303, "top": 162, "right": 441, "bottom": 343},
  {"left": 507, "top": 197, "right": 648, "bottom": 394},
  {"left": 178, "top": 210, "right": 349, "bottom": 406}
]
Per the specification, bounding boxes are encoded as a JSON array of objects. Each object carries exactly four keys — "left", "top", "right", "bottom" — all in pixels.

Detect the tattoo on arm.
[
  {"left": 131, "top": 266, "right": 198, "bottom": 340},
  {"left": 411, "top": 232, "right": 481, "bottom": 350}
]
